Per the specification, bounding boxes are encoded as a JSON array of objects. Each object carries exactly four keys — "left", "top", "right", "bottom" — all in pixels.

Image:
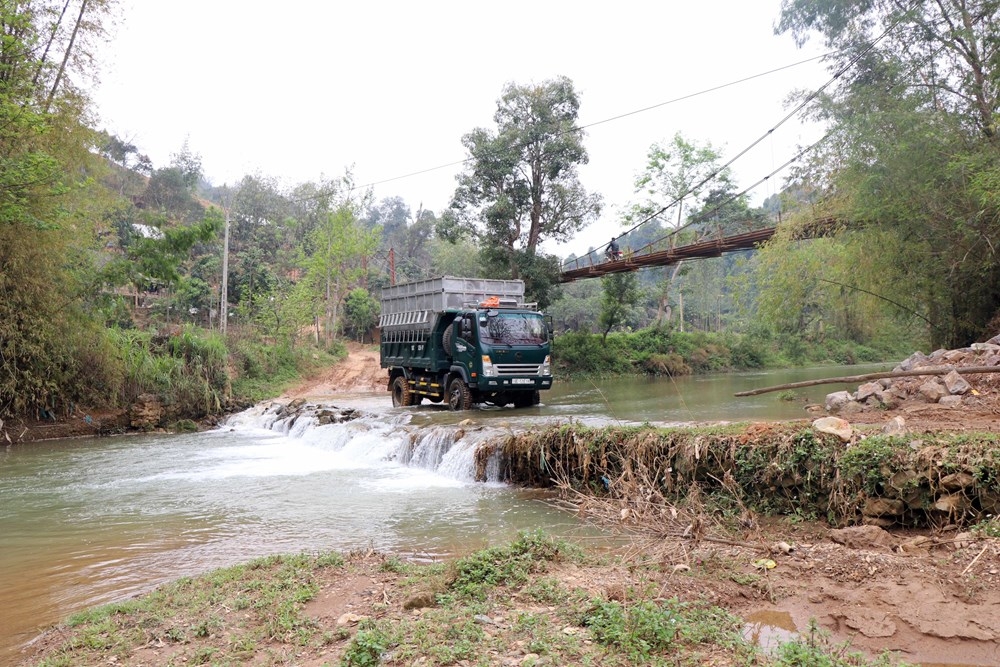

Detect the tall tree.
[
  {"left": 451, "top": 76, "right": 601, "bottom": 302},
  {"left": 629, "top": 133, "right": 733, "bottom": 327},
  {"left": 599, "top": 272, "right": 641, "bottom": 340},
  {"left": 773, "top": 0, "right": 1000, "bottom": 347}
]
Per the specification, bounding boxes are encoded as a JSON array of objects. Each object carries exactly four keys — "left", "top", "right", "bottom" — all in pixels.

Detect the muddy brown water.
[{"left": 1, "top": 365, "right": 888, "bottom": 663}]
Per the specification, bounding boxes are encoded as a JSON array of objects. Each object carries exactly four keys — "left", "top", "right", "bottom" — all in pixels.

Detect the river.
[{"left": 0, "top": 364, "right": 883, "bottom": 662}]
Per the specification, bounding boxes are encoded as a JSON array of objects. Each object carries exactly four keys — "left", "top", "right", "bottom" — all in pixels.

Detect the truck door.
[{"left": 454, "top": 314, "right": 478, "bottom": 380}]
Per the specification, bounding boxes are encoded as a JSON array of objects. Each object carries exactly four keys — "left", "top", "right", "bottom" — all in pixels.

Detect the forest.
[{"left": 1, "top": 0, "right": 998, "bottom": 425}]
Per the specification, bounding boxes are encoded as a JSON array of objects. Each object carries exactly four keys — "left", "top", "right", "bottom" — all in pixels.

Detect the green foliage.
[
  {"left": 637, "top": 352, "right": 690, "bottom": 376},
  {"left": 449, "top": 531, "right": 576, "bottom": 599},
  {"left": 451, "top": 76, "right": 601, "bottom": 289},
  {"left": 553, "top": 327, "right": 778, "bottom": 378},
  {"left": 971, "top": 517, "right": 1000, "bottom": 538},
  {"left": 552, "top": 331, "right": 636, "bottom": 376},
  {"left": 343, "top": 287, "right": 380, "bottom": 342},
  {"left": 599, "top": 272, "right": 641, "bottom": 340},
  {"left": 342, "top": 627, "right": 390, "bottom": 666},
  {"left": 772, "top": 0, "right": 1000, "bottom": 349},
  {"left": 548, "top": 279, "right": 602, "bottom": 332},
  {"left": 230, "top": 334, "right": 345, "bottom": 403},
  {"left": 771, "top": 619, "right": 912, "bottom": 666},
  {"left": 838, "top": 437, "right": 903, "bottom": 495},
  {"left": 582, "top": 597, "right": 743, "bottom": 663}
]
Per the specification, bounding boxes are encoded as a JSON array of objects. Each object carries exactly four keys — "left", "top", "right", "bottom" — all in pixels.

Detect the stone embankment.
[{"left": 821, "top": 334, "right": 1000, "bottom": 419}]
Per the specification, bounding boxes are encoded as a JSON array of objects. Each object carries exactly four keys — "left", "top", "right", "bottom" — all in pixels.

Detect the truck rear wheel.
[
  {"left": 391, "top": 377, "right": 414, "bottom": 407},
  {"left": 447, "top": 377, "right": 473, "bottom": 411}
]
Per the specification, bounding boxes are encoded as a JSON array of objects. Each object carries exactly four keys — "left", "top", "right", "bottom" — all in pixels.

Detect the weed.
[
  {"left": 771, "top": 619, "right": 913, "bottom": 666},
  {"left": 971, "top": 516, "right": 1000, "bottom": 537},
  {"left": 380, "top": 555, "right": 408, "bottom": 573},
  {"left": 342, "top": 627, "right": 389, "bottom": 667},
  {"left": 523, "top": 576, "right": 569, "bottom": 603},
  {"left": 582, "top": 598, "right": 678, "bottom": 661},
  {"left": 449, "top": 530, "right": 576, "bottom": 599}
]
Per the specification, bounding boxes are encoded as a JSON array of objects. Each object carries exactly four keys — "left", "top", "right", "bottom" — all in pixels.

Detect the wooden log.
[{"left": 734, "top": 366, "right": 1000, "bottom": 397}]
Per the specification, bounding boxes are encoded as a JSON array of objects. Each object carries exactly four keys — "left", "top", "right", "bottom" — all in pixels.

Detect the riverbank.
[
  {"left": 16, "top": 518, "right": 1000, "bottom": 666},
  {"left": 13, "top": 342, "right": 1000, "bottom": 665}
]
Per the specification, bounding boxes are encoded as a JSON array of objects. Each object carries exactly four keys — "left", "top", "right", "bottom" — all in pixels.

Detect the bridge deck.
[{"left": 559, "top": 227, "right": 777, "bottom": 282}]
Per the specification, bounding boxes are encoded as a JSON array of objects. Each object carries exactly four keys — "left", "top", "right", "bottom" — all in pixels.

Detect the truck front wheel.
[
  {"left": 513, "top": 390, "right": 540, "bottom": 408},
  {"left": 447, "top": 377, "right": 473, "bottom": 411},
  {"left": 392, "top": 376, "right": 414, "bottom": 407}
]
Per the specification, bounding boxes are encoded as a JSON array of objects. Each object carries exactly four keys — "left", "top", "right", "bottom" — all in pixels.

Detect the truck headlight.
[
  {"left": 482, "top": 355, "right": 496, "bottom": 376},
  {"left": 542, "top": 355, "right": 551, "bottom": 376}
]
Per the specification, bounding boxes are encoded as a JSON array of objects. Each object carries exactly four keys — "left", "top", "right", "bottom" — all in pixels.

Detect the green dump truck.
[{"left": 379, "top": 276, "right": 552, "bottom": 410}]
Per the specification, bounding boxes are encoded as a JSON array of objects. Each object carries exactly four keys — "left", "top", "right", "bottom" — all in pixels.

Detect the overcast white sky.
[{"left": 91, "top": 0, "right": 830, "bottom": 257}]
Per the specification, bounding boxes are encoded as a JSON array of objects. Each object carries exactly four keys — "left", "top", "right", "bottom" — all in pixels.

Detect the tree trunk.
[
  {"left": 32, "top": 0, "right": 72, "bottom": 90},
  {"left": 734, "top": 366, "right": 1000, "bottom": 396},
  {"left": 44, "top": 0, "right": 88, "bottom": 113}
]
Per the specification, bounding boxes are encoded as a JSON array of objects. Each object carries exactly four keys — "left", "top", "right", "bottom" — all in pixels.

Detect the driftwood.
[{"left": 734, "top": 366, "right": 1000, "bottom": 397}]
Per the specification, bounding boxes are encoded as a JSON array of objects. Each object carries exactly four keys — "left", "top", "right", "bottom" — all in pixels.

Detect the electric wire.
[{"left": 289, "top": 52, "right": 835, "bottom": 203}]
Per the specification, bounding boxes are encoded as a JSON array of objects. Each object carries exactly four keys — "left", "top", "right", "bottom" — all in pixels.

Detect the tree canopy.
[
  {"left": 762, "top": 0, "right": 1000, "bottom": 348},
  {"left": 450, "top": 76, "right": 601, "bottom": 304}
]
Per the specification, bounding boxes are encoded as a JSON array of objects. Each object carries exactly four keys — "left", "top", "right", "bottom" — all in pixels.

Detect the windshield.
[{"left": 480, "top": 312, "right": 547, "bottom": 346}]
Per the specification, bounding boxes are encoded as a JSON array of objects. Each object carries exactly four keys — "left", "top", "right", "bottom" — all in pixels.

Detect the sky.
[{"left": 90, "top": 0, "right": 831, "bottom": 258}]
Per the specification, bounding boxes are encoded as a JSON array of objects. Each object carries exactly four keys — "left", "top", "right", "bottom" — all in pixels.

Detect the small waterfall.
[{"left": 223, "top": 401, "right": 504, "bottom": 483}]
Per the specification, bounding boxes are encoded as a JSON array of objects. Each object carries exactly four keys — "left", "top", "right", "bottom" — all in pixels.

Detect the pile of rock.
[{"left": 824, "top": 335, "right": 1000, "bottom": 415}]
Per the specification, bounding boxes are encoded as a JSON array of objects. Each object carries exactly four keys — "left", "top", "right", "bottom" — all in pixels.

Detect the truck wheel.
[
  {"left": 513, "top": 390, "right": 540, "bottom": 408},
  {"left": 442, "top": 326, "right": 454, "bottom": 354},
  {"left": 391, "top": 377, "right": 413, "bottom": 407},
  {"left": 447, "top": 377, "right": 473, "bottom": 411}
]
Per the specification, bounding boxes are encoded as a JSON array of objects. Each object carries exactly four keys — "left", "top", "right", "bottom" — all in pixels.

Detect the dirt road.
[{"left": 281, "top": 342, "right": 387, "bottom": 400}]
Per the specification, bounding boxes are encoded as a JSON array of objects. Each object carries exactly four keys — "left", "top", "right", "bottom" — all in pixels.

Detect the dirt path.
[{"left": 281, "top": 342, "right": 387, "bottom": 399}]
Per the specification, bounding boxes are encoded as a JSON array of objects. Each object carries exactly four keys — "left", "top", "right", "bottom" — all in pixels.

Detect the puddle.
[
  {"left": 741, "top": 610, "right": 990, "bottom": 667},
  {"left": 741, "top": 610, "right": 798, "bottom": 653}
]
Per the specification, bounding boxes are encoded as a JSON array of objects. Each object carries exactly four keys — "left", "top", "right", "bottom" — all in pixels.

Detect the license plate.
[{"left": 511, "top": 378, "right": 534, "bottom": 384}]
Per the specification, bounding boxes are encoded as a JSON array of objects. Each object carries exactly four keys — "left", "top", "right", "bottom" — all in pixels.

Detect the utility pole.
[{"left": 220, "top": 194, "right": 232, "bottom": 334}]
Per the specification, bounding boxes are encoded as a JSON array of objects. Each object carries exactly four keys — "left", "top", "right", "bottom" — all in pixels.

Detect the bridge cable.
[{"left": 562, "top": 3, "right": 918, "bottom": 269}]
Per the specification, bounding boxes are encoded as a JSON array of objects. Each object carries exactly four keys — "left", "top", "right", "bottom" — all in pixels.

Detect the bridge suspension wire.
[{"left": 561, "top": 6, "right": 914, "bottom": 270}]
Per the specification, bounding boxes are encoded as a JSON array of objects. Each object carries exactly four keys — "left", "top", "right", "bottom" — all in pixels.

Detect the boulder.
[
  {"left": 938, "top": 395, "right": 962, "bottom": 407},
  {"left": 882, "top": 416, "right": 907, "bottom": 436},
  {"left": 812, "top": 416, "right": 853, "bottom": 442},
  {"left": 939, "top": 471, "right": 975, "bottom": 491},
  {"left": 942, "top": 370, "right": 971, "bottom": 395},
  {"left": 863, "top": 497, "right": 906, "bottom": 517},
  {"left": 855, "top": 381, "right": 881, "bottom": 401},
  {"left": 933, "top": 493, "right": 970, "bottom": 513},
  {"left": 918, "top": 380, "right": 947, "bottom": 402},
  {"left": 840, "top": 400, "right": 865, "bottom": 415},
  {"left": 896, "top": 351, "right": 928, "bottom": 372},
  {"left": 829, "top": 525, "right": 895, "bottom": 549},
  {"left": 944, "top": 349, "right": 968, "bottom": 362},
  {"left": 825, "top": 391, "right": 853, "bottom": 412}
]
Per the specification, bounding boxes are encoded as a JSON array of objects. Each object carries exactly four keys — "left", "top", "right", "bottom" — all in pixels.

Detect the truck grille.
[{"left": 495, "top": 363, "right": 542, "bottom": 376}]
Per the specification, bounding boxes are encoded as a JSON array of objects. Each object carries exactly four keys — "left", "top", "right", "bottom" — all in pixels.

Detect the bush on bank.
[
  {"left": 551, "top": 328, "right": 907, "bottom": 379},
  {"left": 481, "top": 423, "right": 1000, "bottom": 528},
  {"left": 88, "top": 325, "right": 344, "bottom": 422}
]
